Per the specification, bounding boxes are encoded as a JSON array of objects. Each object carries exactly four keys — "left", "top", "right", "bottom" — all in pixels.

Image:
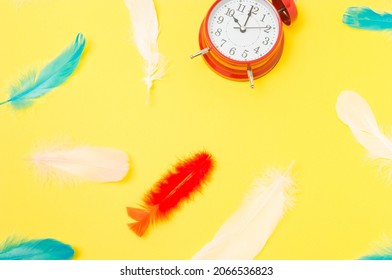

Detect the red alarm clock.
[{"left": 191, "top": 0, "right": 297, "bottom": 88}]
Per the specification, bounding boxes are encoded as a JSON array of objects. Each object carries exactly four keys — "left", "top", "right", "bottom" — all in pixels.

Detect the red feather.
[{"left": 127, "top": 151, "right": 215, "bottom": 237}]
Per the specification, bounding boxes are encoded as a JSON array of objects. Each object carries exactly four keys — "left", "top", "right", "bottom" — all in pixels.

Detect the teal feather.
[
  {"left": 359, "top": 254, "right": 392, "bottom": 260},
  {"left": 343, "top": 7, "right": 392, "bottom": 31},
  {"left": 359, "top": 244, "right": 392, "bottom": 260},
  {"left": 0, "top": 238, "right": 74, "bottom": 260},
  {"left": 0, "top": 33, "right": 85, "bottom": 109}
]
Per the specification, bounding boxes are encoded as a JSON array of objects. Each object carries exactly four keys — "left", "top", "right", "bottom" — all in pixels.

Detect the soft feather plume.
[
  {"left": 343, "top": 7, "right": 392, "bottom": 31},
  {"left": 124, "top": 0, "right": 167, "bottom": 104},
  {"left": 127, "top": 151, "right": 215, "bottom": 237},
  {"left": 0, "top": 237, "right": 74, "bottom": 260},
  {"left": 29, "top": 143, "right": 129, "bottom": 183},
  {"left": 336, "top": 91, "right": 392, "bottom": 174},
  {"left": 192, "top": 162, "right": 295, "bottom": 260},
  {"left": 0, "top": 33, "right": 85, "bottom": 110}
]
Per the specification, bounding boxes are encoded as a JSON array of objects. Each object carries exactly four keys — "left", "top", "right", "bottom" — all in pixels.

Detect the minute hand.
[{"left": 243, "top": 6, "right": 254, "bottom": 28}]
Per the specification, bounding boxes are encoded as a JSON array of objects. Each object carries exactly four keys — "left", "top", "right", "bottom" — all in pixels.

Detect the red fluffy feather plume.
[{"left": 127, "top": 151, "right": 215, "bottom": 237}]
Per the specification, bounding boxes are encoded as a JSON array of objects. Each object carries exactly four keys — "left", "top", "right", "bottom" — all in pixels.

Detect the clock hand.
[
  {"left": 232, "top": 15, "right": 246, "bottom": 32},
  {"left": 242, "top": 6, "right": 254, "bottom": 30},
  {"left": 233, "top": 26, "right": 270, "bottom": 29}
]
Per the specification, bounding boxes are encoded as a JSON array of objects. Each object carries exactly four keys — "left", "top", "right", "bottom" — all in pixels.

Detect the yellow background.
[{"left": 1, "top": 0, "right": 392, "bottom": 260}]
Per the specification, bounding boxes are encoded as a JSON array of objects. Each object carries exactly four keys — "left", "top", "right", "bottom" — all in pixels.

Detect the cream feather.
[
  {"left": 124, "top": 0, "right": 167, "bottom": 104},
  {"left": 336, "top": 90, "right": 392, "bottom": 161},
  {"left": 192, "top": 163, "right": 295, "bottom": 260},
  {"left": 29, "top": 145, "right": 129, "bottom": 183}
]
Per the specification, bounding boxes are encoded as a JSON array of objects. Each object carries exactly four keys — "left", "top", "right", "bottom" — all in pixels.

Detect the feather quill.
[
  {"left": 0, "top": 33, "right": 85, "bottom": 110},
  {"left": 343, "top": 7, "right": 392, "bottom": 31},
  {"left": 29, "top": 144, "right": 129, "bottom": 183},
  {"left": 127, "top": 151, "right": 215, "bottom": 237},
  {"left": 124, "top": 0, "right": 167, "bottom": 104},
  {"left": 336, "top": 91, "right": 392, "bottom": 168},
  {"left": 192, "top": 163, "right": 295, "bottom": 260},
  {"left": 0, "top": 237, "right": 74, "bottom": 260}
]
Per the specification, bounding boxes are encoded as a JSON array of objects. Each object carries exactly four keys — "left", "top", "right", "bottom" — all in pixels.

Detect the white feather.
[
  {"left": 30, "top": 145, "right": 129, "bottom": 183},
  {"left": 124, "top": 0, "right": 167, "bottom": 103},
  {"left": 336, "top": 90, "right": 392, "bottom": 160},
  {"left": 192, "top": 163, "right": 295, "bottom": 260}
]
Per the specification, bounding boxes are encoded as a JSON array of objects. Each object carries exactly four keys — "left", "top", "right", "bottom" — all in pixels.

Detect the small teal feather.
[
  {"left": 359, "top": 245, "right": 392, "bottom": 260},
  {"left": 1, "top": 33, "right": 85, "bottom": 109},
  {"left": 343, "top": 7, "right": 392, "bottom": 31},
  {"left": 359, "top": 254, "right": 392, "bottom": 260},
  {"left": 0, "top": 238, "right": 74, "bottom": 260}
]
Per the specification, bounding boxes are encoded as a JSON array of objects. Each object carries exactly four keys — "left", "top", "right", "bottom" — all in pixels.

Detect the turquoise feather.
[
  {"left": 0, "top": 238, "right": 74, "bottom": 260},
  {"left": 359, "top": 254, "right": 392, "bottom": 260},
  {"left": 343, "top": 7, "right": 392, "bottom": 31},
  {"left": 0, "top": 33, "right": 85, "bottom": 109},
  {"left": 359, "top": 245, "right": 392, "bottom": 260}
]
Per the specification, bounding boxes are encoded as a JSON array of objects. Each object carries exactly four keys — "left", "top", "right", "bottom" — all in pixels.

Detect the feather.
[
  {"left": 127, "top": 151, "right": 215, "bottom": 237},
  {"left": 336, "top": 91, "right": 392, "bottom": 165},
  {"left": 124, "top": 0, "right": 167, "bottom": 104},
  {"left": 0, "top": 237, "right": 74, "bottom": 260},
  {"left": 192, "top": 162, "right": 295, "bottom": 260},
  {"left": 359, "top": 238, "right": 392, "bottom": 260},
  {"left": 360, "top": 253, "right": 392, "bottom": 260},
  {"left": 0, "top": 33, "right": 85, "bottom": 110},
  {"left": 29, "top": 144, "right": 129, "bottom": 183},
  {"left": 343, "top": 7, "right": 392, "bottom": 31}
]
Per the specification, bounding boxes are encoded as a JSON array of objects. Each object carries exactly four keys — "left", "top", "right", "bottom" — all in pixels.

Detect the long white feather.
[
  {"left": 124, "top": 0, "right": 167, "bottom": 104},
  {"left": 192, "top": 163, "right": 295, "bottom": 260},
  {"left": 336, "top": 90, "right": 392, "bottom": 160},
  {"left": 30, "top": 145, "right": 129, "bottom": 183}
]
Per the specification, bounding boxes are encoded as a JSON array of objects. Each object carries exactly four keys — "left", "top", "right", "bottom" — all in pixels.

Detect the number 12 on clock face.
[{"left": 191, "top": 0, "right": 297, "bottom": 88}]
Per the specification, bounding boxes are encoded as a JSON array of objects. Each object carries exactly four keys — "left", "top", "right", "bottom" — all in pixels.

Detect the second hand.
[{"left": 233, "top": 26, "right": 270, "bottom": 29}]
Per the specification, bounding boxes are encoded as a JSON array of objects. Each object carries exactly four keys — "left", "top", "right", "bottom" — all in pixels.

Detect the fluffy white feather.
[
  {"left": 336, "top": 90, "right": 392, "bottom": 160},
  {"left": 30, "top": 145, "right": 129, "bottom": 183},
  {"left": 124, "top": 0, "right": 167, "bottom": 103},
  {"left": 192, "top": 163, "right": 295, "bottom": 260}
]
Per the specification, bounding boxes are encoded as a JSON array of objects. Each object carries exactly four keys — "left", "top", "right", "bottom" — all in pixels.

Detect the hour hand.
[
  {"left": 232, "top": 16, "right": 246, "bottom": 32},
  {"left": 232, "top": 16, "right": 242, "bottom": 27}
]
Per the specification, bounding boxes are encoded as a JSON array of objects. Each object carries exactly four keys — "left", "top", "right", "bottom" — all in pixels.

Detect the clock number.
[
  {"left": 215, "top": 28, "right": 222, "bottom": 36},
  {"left": 264, "top": 25, "right": 272, "bottom": 33},
  {"left": 237, "top": 4, "right": 246, "bottom": 13},
  {"left": 241, "top": 50, "right": 249, "bottom": 58},
  {"left": 217, "top": 16, "right": 224, "bottom": 24},
  {"left": 251, "top": 6, "right": 259, "bottom": 15},
  {"left": 220, "top": 39, "right": 227, "bottom": 47},
  {"left": 262, "top": 37, "right": 270, "bottom": 45},
  {"left": 254, "top": 46, "right": 260, "bottom": 54},
  {"left": 261, "top": 14, "right": 266, "bottom": 22},
  {"left": 229, "top": 47, "right": 236, "bottom": 55},
  {"left": 226, "top": 8, "right": 235, "bottom": 17}
]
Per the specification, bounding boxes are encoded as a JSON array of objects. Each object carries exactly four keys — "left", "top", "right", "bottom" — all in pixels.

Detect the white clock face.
[{"left": 207, "top": 0, "right": 280, "bottom": 62}]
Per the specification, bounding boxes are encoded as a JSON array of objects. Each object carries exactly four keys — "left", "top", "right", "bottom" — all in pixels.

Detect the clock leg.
[
  {"left": 247, "top": 68, "right": 255, "bottom": 88},
  {"left": 190, "top": 48, "right": 210, "bottom": 59}
]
